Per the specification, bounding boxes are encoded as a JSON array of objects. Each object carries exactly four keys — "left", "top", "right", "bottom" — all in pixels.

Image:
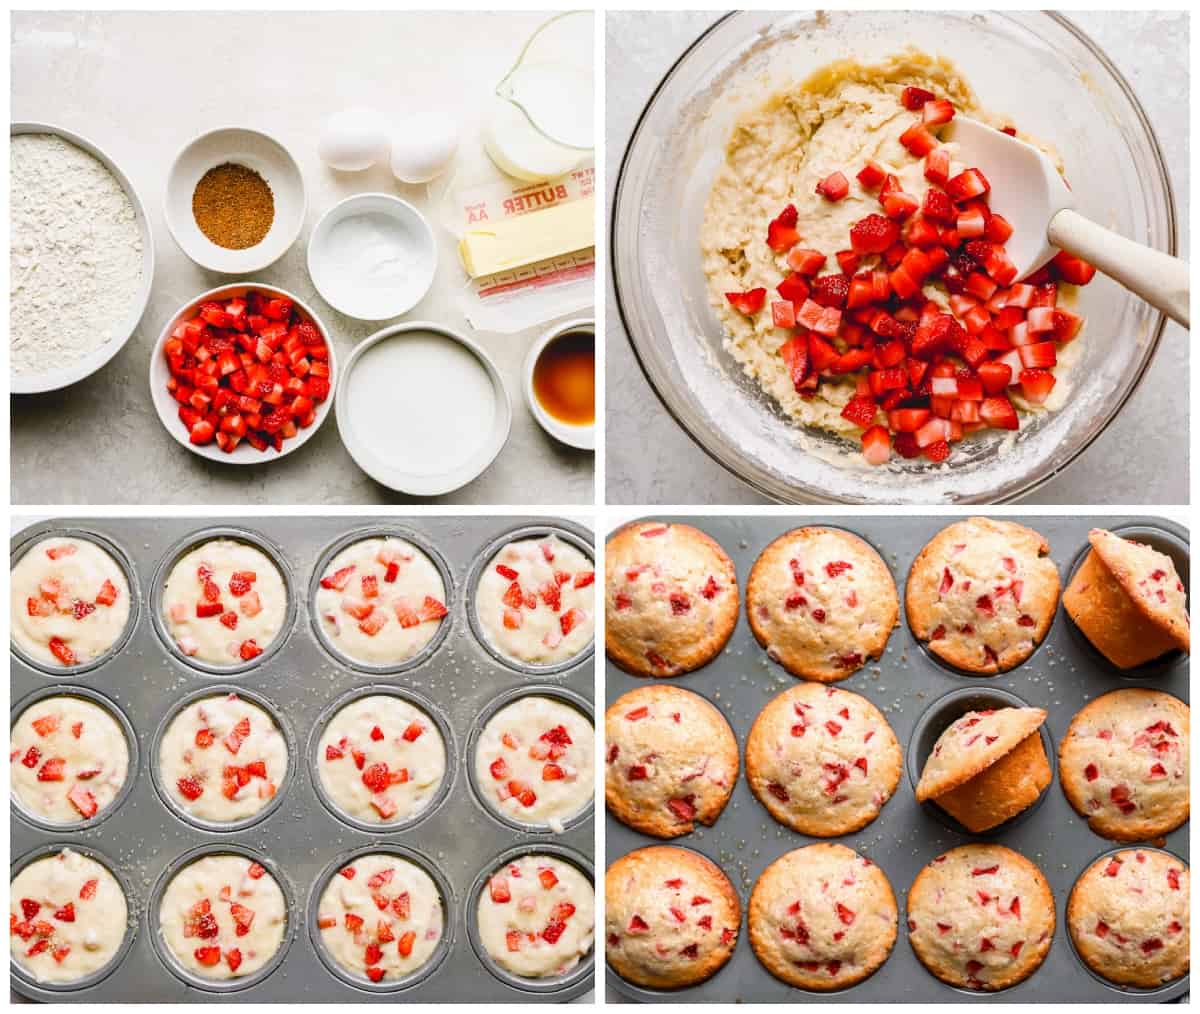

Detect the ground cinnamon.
[{"left": 192, "top": 162, "right": 274, "bottom": 250}]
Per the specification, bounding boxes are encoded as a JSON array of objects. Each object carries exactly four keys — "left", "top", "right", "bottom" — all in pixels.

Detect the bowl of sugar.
[{"left": 307, "top": 193, "right": 438, "bottom": 320}]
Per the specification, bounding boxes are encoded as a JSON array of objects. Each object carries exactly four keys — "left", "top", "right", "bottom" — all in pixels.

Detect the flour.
[{"left": 10, "top": 133, "right": 144, "bottom": 377}]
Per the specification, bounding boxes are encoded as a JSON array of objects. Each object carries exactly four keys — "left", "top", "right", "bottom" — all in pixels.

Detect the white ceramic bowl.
[
  {"left": 307, "top": 193, "right": 437, "bottom": 320},
  {"left": 11, "top": 121, "right": 156, "bottom": 394},
  {"left": 149, "top": 283, "right": 337, "bottom": 464},
  {"left": 335, "top": 321, "right": 511, "bottom": 496},
  {"left": 165, "top": 127, "right": 306, "bottom": 273},
  {"left": 523, "top": 317, "right": 595, "bottom": 450}
]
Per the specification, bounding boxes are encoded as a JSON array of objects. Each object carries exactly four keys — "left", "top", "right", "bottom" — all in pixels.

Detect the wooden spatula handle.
[{"left": 1048, "top": 209, "right": 1189, "bottom": 329}]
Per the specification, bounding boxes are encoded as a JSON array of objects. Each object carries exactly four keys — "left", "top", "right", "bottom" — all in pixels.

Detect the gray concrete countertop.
[
  {"left": 12, "top": 11, "right": 593, "bottom": 506},
  {"left": 605, "top": 10, "right": 1189, "bottom": 505}
]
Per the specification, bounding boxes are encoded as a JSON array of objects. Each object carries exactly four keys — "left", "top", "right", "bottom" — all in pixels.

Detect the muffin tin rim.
[
  {"left": 465, "top": 840, "right": 596, "bottom": 994},
  {"left": 148, "top": 524, "right": 299, "bottom": 677},
  {"left": 148, "top": 683, "right": 297, "bottom": 834},
  {"left": 305, "top": 840, "right": 457, "bottom": 994},
  {"left": 9, "top": 525, "right": 142, "bottom": 678},
  {"left": 464, "top": 521, "right": 596, "bottom": 677},
  {"left": 146, "top": 842, "right": 297, "bottom": 994},
  {"left": 464, "top": 682, "right": 596, "bottom": 836},
  {"left": 10, "top": 682, "right": 142, "bottom": 833},
  {"left": 306, "top": 523, "right": 456, "bottom": 676},
  {"left": 305, "top": 681, "right": 459, "bottom": 835}
]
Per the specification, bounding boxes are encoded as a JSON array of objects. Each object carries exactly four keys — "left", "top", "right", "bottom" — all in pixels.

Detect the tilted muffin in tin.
[
  {"left": 907, "top": 844, "right": 1054, "bottom": 991},
  {"left": 605, "top": 685, "right": 738, "bottom": 838},
  {"left": 906, "top": 517, "right": 1059, "bottom": 674},
  {"left": 605, "top": 521, "right": 739, "bottom": 678},
  {"left": 605, "top": 846, "right": 740, "bottom": 989},
  {"left": 1058, "top": 688, "right": 1189, "bottom": 842},
  {"left": 748, "top": 843, "right": 897, "bottom": 991},
  {"left": 745, "top": 683, "right": 901, "bottom": 836},
  {"left": 1067, "top": 849, "right": 1188, "bottom": 988},
  {"left": 746, "top": 526, "right": 897, "bottom": 682}
]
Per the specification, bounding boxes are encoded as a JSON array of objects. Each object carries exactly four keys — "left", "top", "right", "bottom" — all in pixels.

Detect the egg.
[
  {"left": 390, "top": 113, "right": 459, "bottom": 184},
  {"left": 318, "top": 107, "right": 389, "bottom": 171}
]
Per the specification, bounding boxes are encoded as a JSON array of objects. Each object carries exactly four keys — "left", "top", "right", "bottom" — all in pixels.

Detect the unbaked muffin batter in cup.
[
  {"left": 11, "top": 536, "right": 130, "bottom": 668},
  {"left": 477, "top": 854, "right": 594, "bottom": 979},
  {"left": 161, "top": 539, "right": 287, "bottom": 666},
  {"left": 10, "top": 696, "right": 129, "bottom": 824},
  {"left": 315, "top": 536, "right": 448, "bottom": 667},
  {"left": 157, "top": 854, "right": 287, "bottom": 981},
  {"left": 316, "top": 853, "right": 444, "bottom": 983},
  {"left": 159, "top": 693, "right": 288, "bottom": 824},
  {"left": 475, "top": 695, "right": 594, "bottom": 831},
  {"left": 317, "top": 695, "right": 446, "bottom": 825},
  {"left": 10, "top": 849, "right": 128, "bottom": 985},
  {"left": 476, "top": 535, "right": 594, "bottom": 667}
]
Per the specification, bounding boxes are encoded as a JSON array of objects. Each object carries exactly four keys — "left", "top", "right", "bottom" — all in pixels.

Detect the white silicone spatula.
[{"left": 947, "top": 117, "right": 1189, "bottom": 328}]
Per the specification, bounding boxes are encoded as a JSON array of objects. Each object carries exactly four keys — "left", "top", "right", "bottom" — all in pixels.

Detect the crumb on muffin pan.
[
  {"left": 11, "top": 517, "right": 595, "bottom": 1002},
  {"left": 604, "top": 515, "right": 1189, "bottom": 1002}
]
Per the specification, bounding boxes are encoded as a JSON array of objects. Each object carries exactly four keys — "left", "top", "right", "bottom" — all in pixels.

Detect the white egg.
[
  {"left": 390, "top": 114, "right": 459, "bottom": 184},
  {"left": 318, "top": 107, "right": 389, "bottom": 172}
]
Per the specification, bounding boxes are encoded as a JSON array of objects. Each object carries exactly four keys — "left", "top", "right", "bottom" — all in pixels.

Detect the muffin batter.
[
  {"left": 159, "top": 693, "right": 288, "bottom": 824},
  {"left": 162, "top": 539, "right": 286, "bottom": 665},
  {"left": 11, "top": 536, "right": 130, "bottom": 667},
  {"left": 11, "top": 696, "right": 129, "bottom": 824},
  {"left": 478, "top": 855, "right": 594, "bottom": 979},
  {"left": 10, "top": 849, "right": 128, "bottom": 985},
  {"left": 475, "top": 696, "right": 594, "bottom": 831},
  {"left": 316, "top": 854, "right": 443, "bottom": 982},
  {"left": 315, "top": 537, "right": 447, "bottom": 666},
  {"left": 158, "top": 854, "right": 287, "bottom": 980},
  {"left": 317, "top": 695, "right": 446, "bottom": 825},
  {"left": 476, "top": 535, "right": 594, "bottom": 666}
]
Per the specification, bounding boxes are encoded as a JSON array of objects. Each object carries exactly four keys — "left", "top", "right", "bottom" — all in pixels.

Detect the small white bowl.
[
  {"left": 149, "top": 283, "right": 337, "bottom": 465},
  {"left": 335, "top": 321, "right": 511, "bottom": 496},
  {"left": 307, "top": 193, "right": 437, "bottom": 320},
  {"left": 165, "top": 127, "right": 306, "bottom": 273},
  {"left": 523, "top": 317, "right": 595, "bottom": 450},
  {"left": 11, "top": 121, "right": 156, "bottom": 394}
]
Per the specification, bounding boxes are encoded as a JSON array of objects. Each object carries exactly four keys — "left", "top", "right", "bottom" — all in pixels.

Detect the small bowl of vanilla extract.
[{"left": 523, "top": 318, "right": 595, "bottom": 450}]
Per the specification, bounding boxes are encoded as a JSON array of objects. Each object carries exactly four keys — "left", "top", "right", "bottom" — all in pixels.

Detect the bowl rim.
[
  {"left": 163, "top": 124, "right": 307, "bottom": 274},
  {"left": 10, "top": 121, "right": 156, "bottom": 395},
  {"left": 522, "top": 316, "right": 596, "bottom": 450},
  {"left": 305, "top": 191, "right": 438, "bottom": 320},
  {"left": 147, "top": 282, "right": 337, "bottom": 465},
  {"left": 610, "top": 10, "right": 1177, "bottom": 504},
  {"left": 334, "top": 320, "right": 512, "bottom": 496}
]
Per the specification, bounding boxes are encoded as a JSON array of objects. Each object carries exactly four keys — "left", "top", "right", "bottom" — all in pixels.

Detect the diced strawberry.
[
  {"left": 238, "top": 639, "right": 263, "bottom": 661},
  {"left": 922, "top": 99, "right": 955, "bottom": 126},
  {"left": 787, "top": 247, "right": 828, "bottom": 275},
  {"left": 766, "top": 204, "right": 801, "bottom": 253},
  {"left": 320, "top": 565, "right": 356, "bottom": 591},
  {"left": 489, "top": 877, "right": 511, "bottom": 903},
  {"left": 849, "top": 214, "right": 899, "bottom": 255},
  {"left": 67, "top": 785, "right": 98, "bottom": 819},
  {"left": 1018, "top": 368, "right": 1056, "bottom": 405},
  {"left": 980, "top": 396, "right": 1019, "bottom": 430},
  {"left": 946, "top": 168, "right": 991, "bottom": 202},
  {"left": 1051, "top": 251, "right": 1097, "bottom": 285},
  {"left": 48, "top": 637, "right": 77, "bottom": 667},
  {"left": 37, "top": 757, "right": 66, "bottom": 781},
  {"left": 900, "top": 122, "right": 937, "bottom": 157},
  {"left": 776, "top": 271, "right": 810, "bottom": 305},
  {"left": 815, "top": 171, "right": 849, "bottom": 202},
  {"left": 1018, "top": 342, "right": 1057, "bottom": 369},
  {"left": 902, "top": 86, "right": 936, "bottom": 110},
  {"left": 560, "top": 607, "right": 585, "bottom": 636}
]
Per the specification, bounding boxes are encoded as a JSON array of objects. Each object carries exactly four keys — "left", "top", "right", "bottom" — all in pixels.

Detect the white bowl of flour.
[{"left": 10, "top": 123, "right": 155, "bottom": 394}]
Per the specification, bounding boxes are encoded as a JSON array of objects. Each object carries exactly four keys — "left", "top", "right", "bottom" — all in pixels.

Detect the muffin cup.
[
  {"left": 10, "top": 527, "right": 141, "bottom": 678},
  {"left": 10, "top": 683, "right": 140, "bottom": 832},
  {"left": 150, "top": 525, "right": 296, "bottom": 677},
  {"left": 308, "top": 525, "right": 454, "bottom": 675}
]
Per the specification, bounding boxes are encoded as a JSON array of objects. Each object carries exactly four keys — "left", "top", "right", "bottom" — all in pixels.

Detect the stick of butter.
[{"left": 458, "top": 195, "right": 594, "bottom": 278}]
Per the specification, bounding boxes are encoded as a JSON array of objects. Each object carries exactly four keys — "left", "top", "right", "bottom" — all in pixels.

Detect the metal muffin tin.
[
  {"left": 10, "top": 515, "right": 595, "bottom": 1002},
  {"left": 605, "top": 514, "right": 1189, "bottom": 1004}
]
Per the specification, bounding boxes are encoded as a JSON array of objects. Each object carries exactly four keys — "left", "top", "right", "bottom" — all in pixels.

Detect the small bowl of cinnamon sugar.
[{"left": 165, "top": 126, "right": 306, "bottom": 274}]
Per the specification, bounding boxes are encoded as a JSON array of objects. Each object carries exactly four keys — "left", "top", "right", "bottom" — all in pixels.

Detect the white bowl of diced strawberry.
[{"left": 150, "top": 285, "right": 337, "bottom": 462}]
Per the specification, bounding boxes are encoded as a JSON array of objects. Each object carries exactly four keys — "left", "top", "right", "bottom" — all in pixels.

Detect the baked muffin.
[
  {"left": 907, "top": 844, "right": 1054, "bottom": 991},
  {"left": 745, "top": 527, "right": 897, "bottom": 682},
  {"left": 748, "top": 844, "right": 896, "bottom": 991},
  {"left": 745, "top": 683, "right": 901, "bottom": 836},
  {"left": 1063, "top": 529, "right": 1190, "bottom": 669},
  {"left": 605, "top": 846, "right": 740, "bottom": 989},
  {"left": 1067, "top": 848, "right": 1188, "bottom": 988},
  {"left": 906, "top": 518, "right": 1059, "bottom": 674},
  {"left": 605, "top": 686, "right": 738, "bottom": 839},
  {"left": 1059, "top": 688, "right": 1189, "bottom": 842},
  {"left": 915, "top": 706, "right": 1050, "bottom": 832},
  {"left": 605, "top": 522, "right": 739, "bottom": 678}
]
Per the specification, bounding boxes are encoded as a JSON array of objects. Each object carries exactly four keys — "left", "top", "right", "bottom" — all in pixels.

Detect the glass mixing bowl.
[{"left": 611, "top": 11, "right": 1176, "bottom": 504}]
